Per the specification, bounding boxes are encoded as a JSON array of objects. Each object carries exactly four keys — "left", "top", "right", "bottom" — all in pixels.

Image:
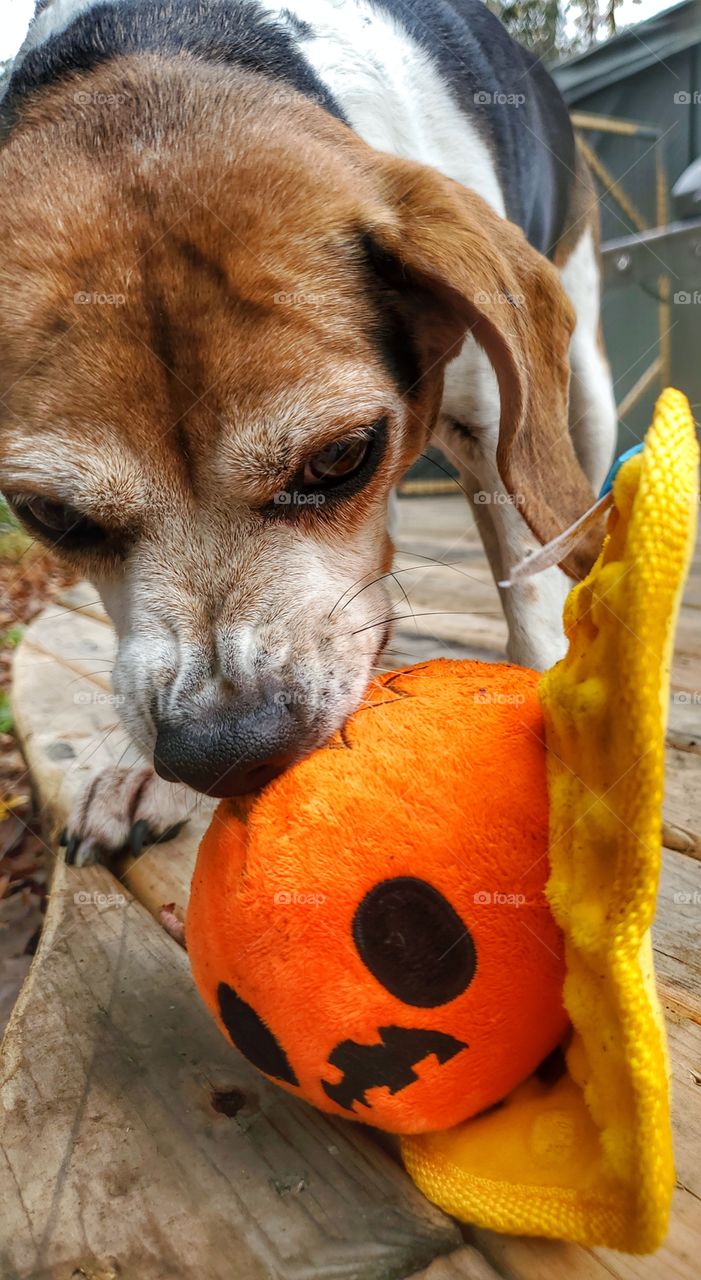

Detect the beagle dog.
[{"left": 0, "top": 1, "right": 616, "bottom": 864}]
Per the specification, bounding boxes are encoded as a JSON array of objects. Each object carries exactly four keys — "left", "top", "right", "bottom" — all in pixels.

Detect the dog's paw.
[{"left": 62, "top": 766, "right": 192, "bottom": 867}]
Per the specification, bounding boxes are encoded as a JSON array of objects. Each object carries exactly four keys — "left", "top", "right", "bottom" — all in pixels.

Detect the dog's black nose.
[{"left": 154, "top": 698, "right": 301, "bottom": 797}]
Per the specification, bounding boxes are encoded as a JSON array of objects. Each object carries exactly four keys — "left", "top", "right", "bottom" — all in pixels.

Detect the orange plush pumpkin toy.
[{"left": 187, "top": 659, "right": 568, "bottom": 1133}]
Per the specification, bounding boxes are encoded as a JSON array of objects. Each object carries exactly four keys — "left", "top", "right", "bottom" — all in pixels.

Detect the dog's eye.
[
  {"left": 266, "top": 420, "right": 387, "bottom": 516},
  {"left": 302, "top": 434, "right": 371, "bottom": 486},
  {"left": 8, "top": 495, "right": 109, "bottom": 551},
  {"left": 24, "top": 497, "right": 84, "bottom": 532}
]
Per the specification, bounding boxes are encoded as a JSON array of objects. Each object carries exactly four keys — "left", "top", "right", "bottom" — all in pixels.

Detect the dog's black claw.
[
  {"left": 154, "top": 821, "right": 185, "bottom": 846},
  {"left": 58, "top": 827, "right": 68, "bottom": 847},
  {"left": 64, "top": 835, "right": 79, "bottom": 865},
  {"left": 129, "top": 819, "right": 152, "bottom": 856}
]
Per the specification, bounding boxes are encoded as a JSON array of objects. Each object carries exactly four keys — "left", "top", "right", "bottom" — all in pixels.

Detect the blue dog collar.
[{"left": 598, "top": 443, "right": 644, "bottom": 498}]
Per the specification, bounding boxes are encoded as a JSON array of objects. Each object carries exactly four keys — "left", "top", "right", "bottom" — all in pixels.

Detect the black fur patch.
[
  {"left": 280, "top": 9, "right": 314, "bottom": 39},
  {"left": 359, "top": 233, "right": 423, "bottom": 397},
  {"left": 353, "top": 876, "right": 477, "bottom": 1007}
]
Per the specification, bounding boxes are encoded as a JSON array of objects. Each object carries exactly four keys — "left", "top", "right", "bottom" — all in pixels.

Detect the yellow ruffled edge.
[
  {"left": 399, "top": 1157, "right": 636, "bottom": 1244},
  {"left": 540, "top": 387, "right": 698, "bottom": 1250},
  {"left": 402, "top": 388, "right": 699, "bottom": 1252}
]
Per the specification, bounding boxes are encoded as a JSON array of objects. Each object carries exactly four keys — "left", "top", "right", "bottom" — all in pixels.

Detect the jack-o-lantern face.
[{"left": 187, "top": 661, "right": 568, "bottom": 1134}]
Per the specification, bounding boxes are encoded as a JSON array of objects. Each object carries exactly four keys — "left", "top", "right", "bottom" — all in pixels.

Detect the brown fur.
[
  {"left": 0, "top": 59, "right": 425, "bottom": 542},
  {"left": 359, "top": 155, "right": 600, "bottom": 577}
]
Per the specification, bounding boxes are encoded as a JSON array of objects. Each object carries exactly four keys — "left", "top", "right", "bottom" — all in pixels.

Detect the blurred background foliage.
[{"left": 487, "top": 0, "right": 629, "bottom": 61}]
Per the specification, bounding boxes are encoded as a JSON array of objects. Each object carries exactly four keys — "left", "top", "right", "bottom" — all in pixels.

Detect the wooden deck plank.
[
  {"left": 407, "top": 1246, "right": 502, "bottom": 1279},
  {"left": 654, "top": 851, "right": 701, "bottom": 1022},
  {"left": 660, "top": 748, "right": 701, "bottom": 863},
  {"left": 0, "top": 859, "right": 460, "bottom": 1280}
]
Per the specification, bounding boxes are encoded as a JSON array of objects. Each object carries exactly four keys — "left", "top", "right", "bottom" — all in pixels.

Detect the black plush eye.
[
  {"left": 353, "top": 877, "right": 476, "bottom": 1007},
  {"left": 8, "top": 495, "right": 109, "bottom": 551},
  {"left": 302, "top": 433, "right": 372, "bottom": 487}
]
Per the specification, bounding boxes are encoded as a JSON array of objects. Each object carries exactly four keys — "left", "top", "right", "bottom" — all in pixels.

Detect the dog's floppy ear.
[{"left": 364, "top": 156, "right": 600, "bottom": 578}]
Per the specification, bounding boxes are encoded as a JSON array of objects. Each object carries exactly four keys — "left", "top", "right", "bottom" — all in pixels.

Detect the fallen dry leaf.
[
  {"left": 159, "top": 901, "right": 187, "bottom": 948},
  {"left": 0, "top": 813, "right": 25, "bottom": 859},
  {"left": 0, "top": 842, "right": 46, "bottom": 882}
]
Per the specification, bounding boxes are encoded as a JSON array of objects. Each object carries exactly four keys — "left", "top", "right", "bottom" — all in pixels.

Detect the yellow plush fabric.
[{"left": 402, "top": 387, "right": 699, "bottom": 1251}]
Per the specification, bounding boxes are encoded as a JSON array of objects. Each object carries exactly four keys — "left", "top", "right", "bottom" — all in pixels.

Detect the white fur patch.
[
  {"left": 441, "top": 336, "right": 501, "bottom": 442},
  {"left": 560, "top": 227, "right": 600, "bottom": 334},
  {"left": 272, "top": 0, "right": 506, "bottom": 215},
  {"left": 10, "top": 0, "right": 117, "bottom": 61},
  {"left": 560, "top": 227, "right": 617, "bottom": 490}
]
